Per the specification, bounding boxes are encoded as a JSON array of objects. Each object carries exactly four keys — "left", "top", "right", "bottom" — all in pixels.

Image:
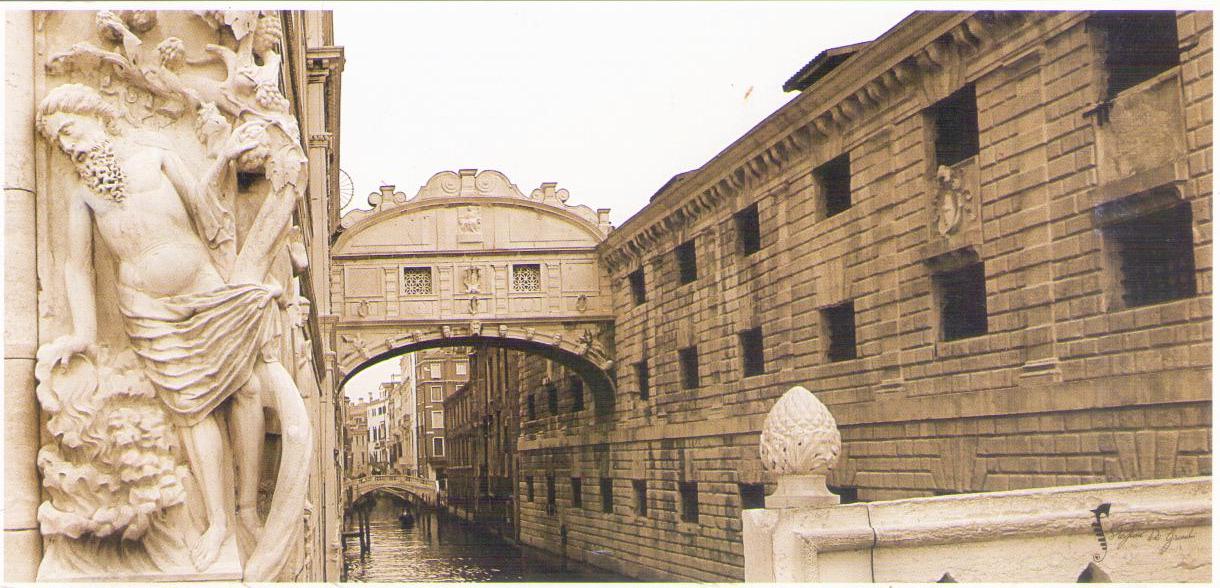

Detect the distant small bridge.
[{"left": 344, "top": 474, "right": 440, "bottom": 508}]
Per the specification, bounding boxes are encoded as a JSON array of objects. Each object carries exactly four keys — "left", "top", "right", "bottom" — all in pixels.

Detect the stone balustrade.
[{"left": 743, "top": 386, "right": 1212, "bottom": 582}]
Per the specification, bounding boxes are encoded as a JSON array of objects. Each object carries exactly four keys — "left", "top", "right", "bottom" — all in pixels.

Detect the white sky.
[
  {"left": 333, "top": 2, "right": 917, "bottom": 225},
  {"left": 345, "top": 360, "right": 398, "bottom": 404},
  {"left": 335, "top": 2, "right": 916, "bottom": 402}
]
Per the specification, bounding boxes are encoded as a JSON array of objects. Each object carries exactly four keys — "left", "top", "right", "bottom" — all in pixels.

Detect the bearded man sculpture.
[{"left": 36, "top": 82, "right": 312, "bottom": 579}]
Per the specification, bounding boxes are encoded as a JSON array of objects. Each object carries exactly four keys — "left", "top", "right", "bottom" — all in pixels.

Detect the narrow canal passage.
[{"left": 342, "top": 498, "right": 634, "bottom": 582}]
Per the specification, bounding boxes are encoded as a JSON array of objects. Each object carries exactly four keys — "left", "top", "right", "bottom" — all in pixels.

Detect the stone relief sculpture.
[
  {"left": 463, "top": 266, "right": 482, "bottom": 294},
  {"left": 340, "top": 335, "right": 371, "bottom": 365},
  {"left": 35, "top": 10, "right": 313, "bottom": 582},
  {"left": 458, "top": 205, "right": 482, "bottom": 235},
  {"left": 933, "top": 164, "right": 975, "bottom": 237}
]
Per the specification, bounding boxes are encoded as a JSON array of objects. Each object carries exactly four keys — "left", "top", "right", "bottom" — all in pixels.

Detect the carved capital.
[{"left": 308, "top": 133, "right": 332, "bottom": 149}]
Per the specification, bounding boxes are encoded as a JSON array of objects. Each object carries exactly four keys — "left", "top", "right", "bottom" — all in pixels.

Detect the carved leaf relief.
[{"left": 759, "top": 386, "right": 841, "bottom": 475}]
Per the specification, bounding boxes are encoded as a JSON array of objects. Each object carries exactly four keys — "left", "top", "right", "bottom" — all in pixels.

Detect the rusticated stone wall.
[{"left": 513, "top": 10, "right": 1211, "bottom": 582}]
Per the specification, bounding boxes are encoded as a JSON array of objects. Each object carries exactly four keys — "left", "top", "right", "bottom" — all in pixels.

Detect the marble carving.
[
  {"left": 34, "top": 10, "right": 313, "bottom": 582},
  {"left": 758, "top": 386, "right": 842, "bottom": 508}
]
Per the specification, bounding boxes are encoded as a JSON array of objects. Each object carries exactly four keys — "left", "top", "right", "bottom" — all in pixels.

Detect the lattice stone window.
[
  {"left": 513, "top": 264, "right": 542, "bottom": 292},
  {"left": 402, "top": 267, "right": 433, "bottom": 295}
]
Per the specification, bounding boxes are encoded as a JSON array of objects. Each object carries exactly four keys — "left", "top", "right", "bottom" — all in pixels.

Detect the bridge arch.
[
  {"left": 340, "top": 330, "right": 615, "bottom": 415},
  {"left": 346, "top": 474, "right": 441, "bottom": 509},
  {"left": 328, "top": 168, "right": 617, "bottom": 400}
]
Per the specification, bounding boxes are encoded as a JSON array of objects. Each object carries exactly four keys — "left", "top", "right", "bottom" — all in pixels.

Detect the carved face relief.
[
  {"left": 44, "top": 112, "right": 128, "bottom": 204},
  {"left": 44, "top": 112, "right": 108, "bottom": 159}
]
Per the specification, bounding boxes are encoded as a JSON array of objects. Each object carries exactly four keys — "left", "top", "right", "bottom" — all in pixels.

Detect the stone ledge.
[{"left": 519, "top": 369, "right": 1210, "bottom": 451}]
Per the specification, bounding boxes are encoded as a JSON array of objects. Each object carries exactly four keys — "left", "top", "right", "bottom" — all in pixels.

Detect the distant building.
[
  {"left": 414, "top": 347, "right": 471, "bottom": 488},
  {"left": 443, "top": 347, "right": 521, "bottom": 537},
  {"left": 390, "top": 354, "right": 418, "bottom": 475},
  {"left": 344, "top": 400, "right": 371, "bottom": 479},
  {"left": 367, "top": 381, "right": 394, "bottom": 472}
]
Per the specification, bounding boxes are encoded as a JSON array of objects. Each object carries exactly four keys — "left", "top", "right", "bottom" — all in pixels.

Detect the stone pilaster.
[{"left": 4, "top": 10, "right": 42, "bottom": 582}]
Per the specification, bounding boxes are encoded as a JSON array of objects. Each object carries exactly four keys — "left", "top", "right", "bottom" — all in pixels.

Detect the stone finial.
[{"left": 759, "top": 386, "right": 842, "bottom": 508}]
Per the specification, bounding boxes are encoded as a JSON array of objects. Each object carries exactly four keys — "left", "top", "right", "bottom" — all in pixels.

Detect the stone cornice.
[
  {"left": 599, "top": 11, "right": 1037, "bottom": 274},
  {"left": 306, "top": 45, "right": 345, "bottom": 76}
]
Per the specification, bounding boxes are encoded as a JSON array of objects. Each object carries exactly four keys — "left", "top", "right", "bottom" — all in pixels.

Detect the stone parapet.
[{"left": 744, "top": 476, "right": 1211, "bottom": 582}]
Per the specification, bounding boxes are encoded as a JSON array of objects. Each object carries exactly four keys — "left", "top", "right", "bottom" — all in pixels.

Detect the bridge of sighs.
[{"left": 327, "top": 169, "right": 618, "bottom": 411}]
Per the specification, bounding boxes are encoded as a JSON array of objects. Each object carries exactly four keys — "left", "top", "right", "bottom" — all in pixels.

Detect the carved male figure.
[{"left": 37, "top": 83, "right": 285, "bottom": 572}]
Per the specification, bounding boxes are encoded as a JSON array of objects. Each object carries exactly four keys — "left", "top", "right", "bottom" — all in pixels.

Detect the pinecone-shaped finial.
[
  {"left": 757, "top": 386, "right": 842, "bottom": 508},
  {"left": 760, "top": 386, "right": 841, "bottom": 475}
]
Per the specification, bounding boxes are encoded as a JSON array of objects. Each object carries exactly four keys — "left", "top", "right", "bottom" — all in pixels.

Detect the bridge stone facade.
[{"left": 328, "top": 169, "right": 617, "bottom": 401}]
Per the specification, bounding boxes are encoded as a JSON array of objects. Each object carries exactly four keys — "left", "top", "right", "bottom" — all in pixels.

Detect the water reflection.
[{"left": 342, "top": 500, "right": 632, "bottom": 582}]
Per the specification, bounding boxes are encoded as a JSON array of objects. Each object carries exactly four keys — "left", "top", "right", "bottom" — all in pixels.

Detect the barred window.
[
  {"left": 633, "top": 479, "right": 648, "bottom": 516},
  {"left": 1093, "top": 11, "right": 1180, "bottom": 99},
  {"left": 513, "top": 264, "right": 542, "bottom": 292},
  {"left": 679, "top": 481, "right": 699, "bottom": 523},
  {"left": 402, "top": 267, "right": 433, "bottom": 295},
  {"left": 1105, "top": 200, "right": 1196, "bottom": 308},
  {"left": 823, "top": 301, "right": 857, "bottom": 362}
]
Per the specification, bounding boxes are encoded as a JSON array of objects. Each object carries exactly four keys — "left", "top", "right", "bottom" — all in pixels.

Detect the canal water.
[{"left": 342, "top": 499, "right": 634, "bottom": 582}]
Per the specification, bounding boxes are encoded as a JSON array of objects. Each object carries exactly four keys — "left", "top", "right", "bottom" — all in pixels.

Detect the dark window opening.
[
  {"left": 547, "top": 385, "right": 558, "bottom": 414},
  {"left": 546, "top": 475, "right": 556, "bottom": 515},
  {"left": 676, "top": 240, "right": 698, "bottom": 284},
  {"left": 679, "top": 481, "right": 699, "bottom": 523},
  {"left": 527, "top": 394, "right": 536, "bottom": 420},
  {"left": 931, "top": 85, "right": 980, "bottom": 168},
  {"left": 739, "top": 483, "right": 766, "bottom": 510},
  {"left": 739, "top": 327, "right": 765, "bottom": 377},
  {"left": 525, "top": 476, "right": 534, "bottom": 502},
  {"left": 679, "top": 346, "right": 700, "bottom": 389},
  {"left": 1095, "top": 11, "right": 1180, "bottom": 98},
  {"left": 635, "top": 360, "right": 650, "bottom": 400},
  {"left": 571, "top": 477, "right": 583, "bottom": 509},
  {"left": 600, "top": 478, "right": 614, "bottom": 513},
  {"left": 570, "top": 376, "right": 584, "bottom": 412},
  {"left": 815, "top": 153, "right": 852, "bottom": 218},
  {"left": 629, "top": 268, "right": 647, "bottom": 305},
  {"left": 633, "top": 480, "right": 648, "bottom": 516},
  {"left": 936, "top": 262, "right": 988, "bottom": 341},
  {"left": 830, "top": 486, "right": 861, "bottom": 504},
  {"left": 1106, "top": 201, "right": 1196, "bottom": 307},
  {"left": 735, "top": 203, "right": 762, "bottom": 255},
  {"left": 823, "top": 301, "right": 857, "bottom": 362}
]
